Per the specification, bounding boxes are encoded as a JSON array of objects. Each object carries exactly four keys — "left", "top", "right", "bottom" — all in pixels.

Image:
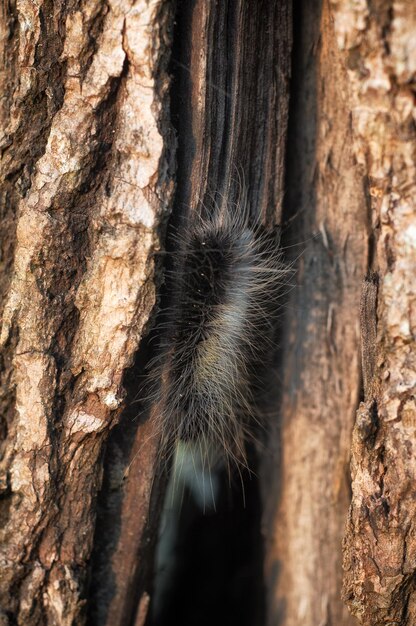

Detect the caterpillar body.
[
  {"left": 150, "top": 199, "right": 288, "bottom": 474},
  {"left": 150, "top": 201, "right": 287, "bottom": 619}
]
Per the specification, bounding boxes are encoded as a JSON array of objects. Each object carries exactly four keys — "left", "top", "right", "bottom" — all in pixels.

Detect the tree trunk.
[
  {"left": 0, "top": 1, "right": 414, "bottom": 626},
  {"left": 263, "top": 3, "right": 416, "bottom": 626},
  {"left": 335, "top": 2, "right": 416, "bottom": 624},
  {"left": 262, "top": 1, "right": 367, "bottom": 624},
  {"left": 0, "top": 1, "right": 174, "bottom": 624}
]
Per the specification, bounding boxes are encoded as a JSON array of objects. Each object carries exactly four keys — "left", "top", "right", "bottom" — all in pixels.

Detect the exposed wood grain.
[
  {"left": 172, "top": 0, "right": 291, "bottom": 227},
  {"left": 262, "top": 2, "right": 366, "bottom": 624}
]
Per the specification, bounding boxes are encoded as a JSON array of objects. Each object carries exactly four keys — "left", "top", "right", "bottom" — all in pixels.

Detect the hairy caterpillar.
[{"left": 149, "top": 196, "right": 288, "bottom": 477}]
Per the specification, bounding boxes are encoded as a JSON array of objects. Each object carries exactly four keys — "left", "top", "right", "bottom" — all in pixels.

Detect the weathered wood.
[
  {"left": 171, "top": 0, "right": 292, "bottom": 226},
  {"left": 262, "top": 1, "right": 366, "bottom": 624}
]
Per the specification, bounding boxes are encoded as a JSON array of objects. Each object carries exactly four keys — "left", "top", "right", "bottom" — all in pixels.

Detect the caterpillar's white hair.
[{"left": 147, "top": 193, "right": 289, "bottom": 476}]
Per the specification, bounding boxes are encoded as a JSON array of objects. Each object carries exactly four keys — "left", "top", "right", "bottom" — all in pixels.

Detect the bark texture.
[
  {"left": 1, "top": 0, "right": 414, "bottom": 625},
  {"left": 171, "top": 0, "right": 291, "bottom": 225},
  {"left": 1, "top": 0, "right": 291, "bottom": 624},
  {"left": 0, "top": 1, "right": 174, "bottom": 624},
  {"left": 262, "top": 1, "right": 367, "bottom": 625},
  {"left": 336, "top": 2, "right": 416, "bottom": 624}
]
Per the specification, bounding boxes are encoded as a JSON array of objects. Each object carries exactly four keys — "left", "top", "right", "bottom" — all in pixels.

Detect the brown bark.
[
  {"left": 335, "top": 2, "right": 416, "bottom": 624},
  {"left": 0, "top": 1, "right": 174, "bottom": 624},
  {"left": 1, "top": 0, "right": 414, "bottom": 625},
  {"left": 262, "top": 2, "right": 367, "bottom": 624},
  {"left": 263, "top": 2, "right": 416, "bottom": 625}
]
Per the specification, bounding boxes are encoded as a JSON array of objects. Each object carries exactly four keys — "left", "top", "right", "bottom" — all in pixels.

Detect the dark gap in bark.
[
  {"left": 147, "top": 2, "right": 270, "bottom": 626},
  {"left": 168, "top": 0, "right": 196, "bottom": 223},
  {"left": 203, "top": 0, "right": 236, "bottom": 210},
  {"left": 80, "top": 1, "right": 111, "bottom": 80},
  {"left": 0, "top": 323, "right": 19, "bottom": 519},
  {"left": 152, "top": 0, "right": 177, "bottom": 208},
  {"left": 0, "top": 184, "right": 19, "bottom": 320},
  {"left": 34, "top": 0, "right": 66, "bottom": 71},
  {"left": 1, "top": 0, "right": 19, "bottom": 153},
  {"left": 149, "top": 448, "right": 265, "bottom": 626},
  {"left": 87, "top": 333, "right": 163, "bottom": 626}
]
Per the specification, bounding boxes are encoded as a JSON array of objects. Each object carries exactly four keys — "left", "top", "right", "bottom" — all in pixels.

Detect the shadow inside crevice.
[
  {"left": 148, "top": 445, "right": 266, "bottom": 626},
  {"left": 86, "top": 332, "right": 161, "bottom": 626},
  {"left": 145, "top": 1, "right": 269, "bottom": 624}
]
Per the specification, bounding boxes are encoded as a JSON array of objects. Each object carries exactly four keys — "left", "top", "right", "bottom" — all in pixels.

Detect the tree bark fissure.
[
  {"left": 0, "top": 1, "right": 414, "bottom": 625},
  {"left": 89, "top": 2, "right": 292, "bottom": 625}
]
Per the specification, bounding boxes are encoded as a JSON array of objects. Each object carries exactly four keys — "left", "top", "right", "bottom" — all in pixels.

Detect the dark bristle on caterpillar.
[{"left": 148, "top": 198, "right": 289, "bottom": 476}]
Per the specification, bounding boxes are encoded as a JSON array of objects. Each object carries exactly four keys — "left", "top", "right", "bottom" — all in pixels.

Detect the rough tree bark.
[
  {"left": 335, "top": 2, "right": 416, "bottom": 625},
  {"left": 0, "top": 1, "right": 174, "bottom": 624},
  {"left": 0, "top": 1, "right": 414, "bottom": 626},
  {"left": 263, "top": 3, "right": 415, "bottom": 626}
]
